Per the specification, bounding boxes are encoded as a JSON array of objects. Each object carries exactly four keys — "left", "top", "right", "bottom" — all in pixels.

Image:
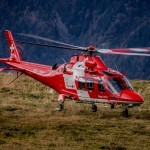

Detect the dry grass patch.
[{"left": 0, "top": 74, "right": 150, "bottom": 150}]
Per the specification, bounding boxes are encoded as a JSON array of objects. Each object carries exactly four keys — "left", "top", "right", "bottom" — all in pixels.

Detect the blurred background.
[{"left": 0, "top": 0, "right": 150, "bottom": 79}]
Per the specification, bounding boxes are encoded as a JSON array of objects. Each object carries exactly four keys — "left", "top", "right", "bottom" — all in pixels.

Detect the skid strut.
[{"left": 0, "top": 68, "right": 23, "bottom": 86}]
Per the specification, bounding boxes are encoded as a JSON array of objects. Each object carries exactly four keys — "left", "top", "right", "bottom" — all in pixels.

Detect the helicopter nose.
[{"left": 121, "top": 90, "right": 144, "bottom": 104}]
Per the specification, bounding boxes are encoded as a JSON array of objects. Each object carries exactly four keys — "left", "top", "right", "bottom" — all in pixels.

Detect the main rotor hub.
[{"left": 88, "top": 46, "right": 95, "bottom": 51}]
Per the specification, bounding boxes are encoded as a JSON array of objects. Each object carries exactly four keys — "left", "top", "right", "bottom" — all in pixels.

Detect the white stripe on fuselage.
[
  {"left": 63, "top": 74, "right": 76, "bottom": 89},
  {"left": 78, "top": 97, "right": 142, "bottom": 104},
  {"left": 77, "top": 90, "right": 90, "bottom": 98},
  {"left": 72, "top": 62, "right": 85, "bottom": 78}
]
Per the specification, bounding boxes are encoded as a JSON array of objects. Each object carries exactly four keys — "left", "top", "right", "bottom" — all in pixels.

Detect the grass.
[{"left": 0, "top": 73, "right": 150, "bottom": 150}]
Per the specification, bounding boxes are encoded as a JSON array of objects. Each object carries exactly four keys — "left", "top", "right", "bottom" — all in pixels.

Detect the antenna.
[
  {"left": 62, "top": 57, "right": 66, "bottom": 63},
  {"left": 115, "top": 65, "right": 119, "bottom": 72}
]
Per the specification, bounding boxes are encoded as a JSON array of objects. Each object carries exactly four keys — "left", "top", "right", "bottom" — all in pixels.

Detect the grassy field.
[{"left": 0, "top": 74, "right": 150, "bottom": 150}]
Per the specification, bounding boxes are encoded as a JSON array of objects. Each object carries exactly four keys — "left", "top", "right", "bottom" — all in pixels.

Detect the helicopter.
[{"left": 0, "top": 30, "right": 150, "bottom": 116}]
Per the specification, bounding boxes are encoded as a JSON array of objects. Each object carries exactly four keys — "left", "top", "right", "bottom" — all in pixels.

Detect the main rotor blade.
[
  {"left": 16, "top": 33, "right": 86, "bottom": 50},
  {"left": 13, "top": 32, "right": 150, "bottom": 57},
  {"left": 97, "top": 48, "right": 150, "bottom": 56},
  {"left": 14, "top": 40, "right": 86, "bottom": 51}
]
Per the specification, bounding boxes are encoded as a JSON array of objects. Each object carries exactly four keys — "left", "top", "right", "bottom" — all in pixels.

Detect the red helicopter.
[{"left": 0, "top": 30, "right": 150, "bottom": 116}]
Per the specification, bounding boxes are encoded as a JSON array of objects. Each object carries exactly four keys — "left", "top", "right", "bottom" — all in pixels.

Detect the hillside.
[
  {"left": 0, "top": 74, "right": 150, "bottom": 149},
  {"left": 0, "top": 0, "right": 150, "bottom": 79}
]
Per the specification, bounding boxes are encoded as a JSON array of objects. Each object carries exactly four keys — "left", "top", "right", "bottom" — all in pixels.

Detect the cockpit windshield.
[{"left": 107, "top": 77, "right": 133, "bottom": 93}]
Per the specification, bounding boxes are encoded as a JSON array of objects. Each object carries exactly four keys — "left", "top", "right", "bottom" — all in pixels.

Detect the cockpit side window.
[
  {"left": 87, "top": 78, "right": 94, "bottom": 91},
  {"left": 98, "top": 78, "right": 105, "bottom": 92},
  {"left": 107, "top": 77, "right": 131, "bottom": 93},
  {"left": 78, "top": 78, "right": 86, "bottom": 90}
]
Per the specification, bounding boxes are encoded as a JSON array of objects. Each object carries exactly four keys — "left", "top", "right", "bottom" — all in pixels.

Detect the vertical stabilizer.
[{"left": 5, "top": 30, "right": 21, "bottom": 62}]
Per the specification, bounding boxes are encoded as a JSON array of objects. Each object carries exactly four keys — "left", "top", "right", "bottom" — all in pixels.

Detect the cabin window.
[
  {"left": 98, "top": 79, "right": 105, "bottom": 92},
  {"left": 78, "top": 78, "right": 86, "bottom": 90},
  {"left": 87, "top": 78, "right": 94, "bottom": 91}
]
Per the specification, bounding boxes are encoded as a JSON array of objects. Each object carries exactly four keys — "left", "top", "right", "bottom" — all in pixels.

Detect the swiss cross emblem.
[{"left": 10, "top": 44, "right": 15, "bottom": 52}]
